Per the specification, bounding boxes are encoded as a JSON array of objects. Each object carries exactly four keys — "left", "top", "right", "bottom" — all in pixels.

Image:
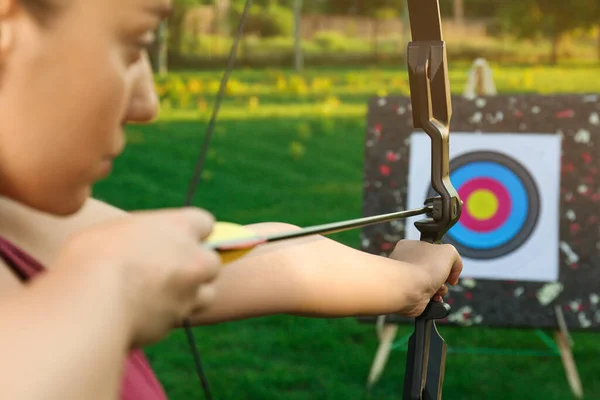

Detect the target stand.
[{"left": 359, "top": 93, "right": 600, "bottom": 398}]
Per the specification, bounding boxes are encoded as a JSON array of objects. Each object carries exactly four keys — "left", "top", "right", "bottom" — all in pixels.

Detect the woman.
[{"left": 0, "top": 0, "right": 463, "bottom": 399}]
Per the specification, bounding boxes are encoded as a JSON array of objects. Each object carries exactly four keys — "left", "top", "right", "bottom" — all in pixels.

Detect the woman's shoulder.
[
  {"left": 0, "top": 260, "right": 23, "bottom": 296},
  {"left": 0, "top": 198, "right": 169, "bottom": 399},
  {"left": 0, "top": 197, "right": 128, "bottom": 268},
  {"left": 0, "top": 197, "right": 128, "bottom": 292}
]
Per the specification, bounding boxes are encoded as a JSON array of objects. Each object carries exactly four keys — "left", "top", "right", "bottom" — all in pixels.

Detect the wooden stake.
[
  {"left": 367, "top": 316, "right": 398, "bottom": 387},
  {"left": 555, "top": 306, "right": 584, "bottom": 398}
]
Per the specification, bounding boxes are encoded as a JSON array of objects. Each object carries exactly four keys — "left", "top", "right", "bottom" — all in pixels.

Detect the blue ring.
[{"left": 447, "top": 162, "right": 529, "bottom": 250}]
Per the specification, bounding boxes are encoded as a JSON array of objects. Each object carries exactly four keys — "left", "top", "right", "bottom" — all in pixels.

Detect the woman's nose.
[{"left": 124, "top": 53, "right": 159, "bottom": 123}]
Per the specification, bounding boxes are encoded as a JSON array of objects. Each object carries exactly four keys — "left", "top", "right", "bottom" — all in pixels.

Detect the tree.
[
  {"left": 497, "top": 0, "right": 592, "bottom": 64},
  {"left": 293, "top": 0, "right": 304, "bottom": 72},
  {"left": 577, "top": 0, "right": 600, "bottom": 60},
  {"left": 453, "top": 0, "right": 464, "bottom": 26},
  {"left": 148, "top": 22, "right": 168, "bottom": 74},
  {"left": 324, "top": 0, "right": 404, "bottom": 17},
  {"left": 167, "top": 0, "right": 222, "bottom": 57},
  {"left": 168, "top": 0, "right": 197, "bottom": 56},
  {"left": 148, "top": 0, "right": 204, "bottom": 72}
]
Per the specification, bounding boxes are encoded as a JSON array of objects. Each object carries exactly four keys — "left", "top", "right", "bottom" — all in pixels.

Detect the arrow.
[{"left": 205, "top": 206, "right": 432, "bottom": 264}]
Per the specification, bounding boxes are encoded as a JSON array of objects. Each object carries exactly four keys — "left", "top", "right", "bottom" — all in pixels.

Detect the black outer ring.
[{"left": 426, "top": 151, "right": 541, "bottom": 260}]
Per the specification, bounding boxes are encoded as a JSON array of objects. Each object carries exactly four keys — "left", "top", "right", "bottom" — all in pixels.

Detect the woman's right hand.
[{"left": 53, "top": 207, "right": 222, "bottom": 348}]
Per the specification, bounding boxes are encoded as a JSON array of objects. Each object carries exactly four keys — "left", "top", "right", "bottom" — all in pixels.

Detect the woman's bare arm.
[
  {"left": 0, "top": 197, "right": 458, "bottom": 327},
  {"left": 185, "top": 222, "right": 418, "bottom": 324},
  {"left": 0, "top": 260, "right": 132, "bottom": 400}
]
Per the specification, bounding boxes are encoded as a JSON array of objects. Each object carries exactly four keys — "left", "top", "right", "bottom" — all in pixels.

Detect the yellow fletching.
[
  {"left": 205, "top": 222, "right": 258, "bottom": 265},
  {"left": 206, "top": 222, "right": 255, "bottom": 242}
]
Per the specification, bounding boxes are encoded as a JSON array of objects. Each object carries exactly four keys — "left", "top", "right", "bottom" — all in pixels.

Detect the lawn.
[{"left": 93, "top": 63, "right": 600, "bottom": 399}]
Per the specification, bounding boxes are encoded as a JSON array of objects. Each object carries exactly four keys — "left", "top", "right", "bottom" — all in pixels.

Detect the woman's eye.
[
  {"left": 128, "top": 32, "right": 156, "bottom": 63},
  {"left": 139, "top": 31, "right": 157, "bottom": 48}
]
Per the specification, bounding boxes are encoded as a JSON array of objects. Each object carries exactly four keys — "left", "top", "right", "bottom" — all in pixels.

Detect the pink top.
[{"left": 0, "top": 235, "right": 168, "bottom": 400}]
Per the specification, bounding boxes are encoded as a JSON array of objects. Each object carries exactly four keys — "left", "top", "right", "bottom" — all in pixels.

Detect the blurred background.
[
  {"left": 94, "top": 1, "right": 600, "bottom": 399},
  {"left": 151, "top": 0, "right": 600, "bottom": 70}
]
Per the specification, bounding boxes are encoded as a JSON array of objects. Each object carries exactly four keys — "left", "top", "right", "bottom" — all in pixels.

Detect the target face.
[
  {"left": 406, "top": 132, "right": 561, "bottom": 283},
  {"left": 427, "top": 152, "right": 540, "bottom": 259}
]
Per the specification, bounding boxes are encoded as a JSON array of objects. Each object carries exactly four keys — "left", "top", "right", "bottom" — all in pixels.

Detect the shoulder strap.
[{"left": 0, "top": 236, "right": 45, "bottom": 282}]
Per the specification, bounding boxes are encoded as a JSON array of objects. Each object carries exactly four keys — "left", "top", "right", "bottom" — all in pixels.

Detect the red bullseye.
[{"left": 459, "top": 177, "right": 511, "bottom": 232}]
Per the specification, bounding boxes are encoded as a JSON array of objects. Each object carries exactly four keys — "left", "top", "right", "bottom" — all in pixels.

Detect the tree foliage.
[
  {"left": 495, "top": 0, "right": 598, "bottom": 63},
  {"left": 165, "top": 0, "right": 599, "bottom": 62}
]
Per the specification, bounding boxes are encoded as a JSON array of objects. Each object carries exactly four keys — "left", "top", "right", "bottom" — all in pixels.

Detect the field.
[{"left": 93, "top": 63, "right": 600, "bottom": 399}]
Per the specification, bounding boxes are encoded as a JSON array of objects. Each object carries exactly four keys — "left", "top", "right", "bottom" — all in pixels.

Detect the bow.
[
  {"left": 176, "top": 0, "right": 461, "bottom": 399},
  {"left": 402, "top": 1, "right": 461, "bottom": 398}
]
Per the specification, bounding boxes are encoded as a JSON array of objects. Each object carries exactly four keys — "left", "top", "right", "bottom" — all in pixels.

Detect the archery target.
[
  {"left": 405, "top": 133, "right": 561, "bottom": 283},
  {"left": 426, "top": 151, "right": 540, "bottom": 259}
]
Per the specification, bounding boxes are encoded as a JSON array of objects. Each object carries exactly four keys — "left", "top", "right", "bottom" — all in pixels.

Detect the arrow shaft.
[
  {"left": 210, "top": 206, "right": 432, "bottom": 252},
  {"left": 266, "top": 206, "right": 431, "bottom": 243}
]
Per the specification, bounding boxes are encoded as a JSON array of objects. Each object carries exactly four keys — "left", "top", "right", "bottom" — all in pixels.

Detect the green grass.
[{"left": 93, "top": 64, "right": 600, "bottom": 399}]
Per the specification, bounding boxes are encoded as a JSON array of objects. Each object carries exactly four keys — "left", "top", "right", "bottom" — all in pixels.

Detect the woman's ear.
[
  {"left": 0, "top": 0, "right": 17, "bottom": 54},
  {"left": 0, "top": 23, "right": 14, "bottom": 55}
]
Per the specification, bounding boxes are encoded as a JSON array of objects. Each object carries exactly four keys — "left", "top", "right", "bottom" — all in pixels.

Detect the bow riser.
[{"left": 403, "top": 0, "right": 462, "bottom": 399}]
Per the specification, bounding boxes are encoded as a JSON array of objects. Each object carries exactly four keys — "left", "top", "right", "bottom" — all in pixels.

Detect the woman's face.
[{"left": 0, "top": 0, "right": 170, "bottom": 215}]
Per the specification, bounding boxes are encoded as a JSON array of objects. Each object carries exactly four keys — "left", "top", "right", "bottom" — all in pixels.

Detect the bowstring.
[
  {"left": 181, "top": 1, "right": 253, "bottom": 399},
  {"left": 184, "top": 0, "right": 253, "bottom": 206}
]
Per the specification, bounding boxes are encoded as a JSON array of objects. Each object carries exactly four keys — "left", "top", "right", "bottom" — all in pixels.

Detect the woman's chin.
[
  {"left": 97, "top": 158, "right": 114, "bottom": 178},
  {"left": 0, "top": 175, "right": 97, "bottom": 217},
  {"left": 59, "top": 189, "right": 93, "bottom": 216},
  {"left": 28, "top": 187, "right": 92, "bottom": 217}
]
